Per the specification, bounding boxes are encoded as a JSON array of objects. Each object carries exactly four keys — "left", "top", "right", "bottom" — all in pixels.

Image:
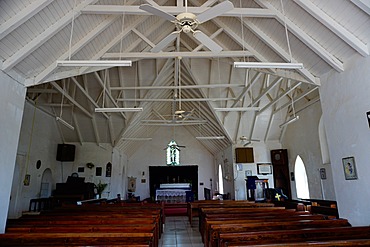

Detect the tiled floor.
[{"left": 159, "top": 216, "right": 203, "bottom": 247}]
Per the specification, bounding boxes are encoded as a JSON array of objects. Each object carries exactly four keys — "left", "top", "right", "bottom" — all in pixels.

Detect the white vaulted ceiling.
[{"left": 1, "top": 0, "right": 369, "bottom": 156}]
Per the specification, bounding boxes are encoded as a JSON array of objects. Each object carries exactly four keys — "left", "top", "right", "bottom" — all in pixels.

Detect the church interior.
[{"left": 1, "top": 0, "right": 370, "bottom": 245}]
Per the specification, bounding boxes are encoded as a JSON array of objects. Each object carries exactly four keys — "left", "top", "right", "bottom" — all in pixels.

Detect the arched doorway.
[
  {"left": 294, "top": 155, "right": 310, "bottom": 199},
  {"left": 40, "top": 168, "right": 53, "bottom": 198},
  {"left": 218, "top": 164, "right": 224, "bottom": 194}
]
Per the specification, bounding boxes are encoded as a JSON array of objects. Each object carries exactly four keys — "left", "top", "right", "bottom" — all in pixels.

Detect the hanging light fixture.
[
  {"left": 279, "top": 115, "right": 299, "bottom": 128},
  {"left": 234, "top": 62, "right": 303, "bottom": 69},
  {"left": 234, "top": 0, "right": 303, "bottom": 70},
  {"left": 95, "top": 107, "right": 143, "bottom": 112},
  {"left": 57, "top": 60, "right": 132, "bottom": 67}
]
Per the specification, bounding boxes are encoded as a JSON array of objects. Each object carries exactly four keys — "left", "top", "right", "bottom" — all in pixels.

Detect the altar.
[{"left": 156, "top": 183, "right": 191, "bottom": 203}]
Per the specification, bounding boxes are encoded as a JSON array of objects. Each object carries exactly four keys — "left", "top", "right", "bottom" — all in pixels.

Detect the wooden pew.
[
  {"left": 208, "top": 218, "right": 350, "bottom": 247},
  {"left": 229, "top": 239, "right": 370, "bottom": 246},
  {"left": 199, "top": 207, "right": 294, "bottom": 240},
  {"left": 187, "top": 200, "right": 274, "bottom": 225},
  {"left": 203, "top": 213, "right": 327, "bottom": 247},
  {"left": 199, "top": 206, "right": 285, "bottom": 234},
  {"left": 218, "top": 226, "right": 370, "bottom": 247},
  {"left": 5, "top": 203, "right": 163, "bottom": 247},
  {"left": 0, "top": 232, "right": 154, "bottom": 246}
]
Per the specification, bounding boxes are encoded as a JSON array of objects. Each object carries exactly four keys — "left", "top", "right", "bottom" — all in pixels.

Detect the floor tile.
[{"left": 160, "top": 216, "right": 203, "bottom": 247}]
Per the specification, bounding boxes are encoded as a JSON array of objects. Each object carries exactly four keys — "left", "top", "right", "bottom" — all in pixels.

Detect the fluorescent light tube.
[
  {"left": 234, "top": 62, "right": 303, "bottom": 69},
  {"left": 214, "top": 107, "right": 260, "bottom": 112},
  {"left": 279, "top": 116, "right": 300, "bottom": 128},
  {"left": 122, "top": 138, "right": 152, "bottom": 141},
  {"left": 196, "top": 136, "right": 225, "bottom": 140},
  {"left": 95, "top": 107, "right": 143, "bottom": 112},
  {"left": 56, "top": 117, "right": 74, "bottom": 130},
  {"left": 56, "top": 60, "right": 132, "bottom": 67}
]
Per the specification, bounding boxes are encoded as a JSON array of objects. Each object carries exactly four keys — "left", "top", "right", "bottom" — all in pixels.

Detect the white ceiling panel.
[{"left": 1, "top": 0, "right": 369, "bottom": 155}]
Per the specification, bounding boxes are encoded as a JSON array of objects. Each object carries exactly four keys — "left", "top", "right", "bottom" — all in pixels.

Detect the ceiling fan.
[{"left": 140, "top": 0, "right": 234, "bottom": 52}]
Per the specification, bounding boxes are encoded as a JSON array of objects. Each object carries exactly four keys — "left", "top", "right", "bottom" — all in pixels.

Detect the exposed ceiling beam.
[
  {"left": 110, "top": 84, "right": 246, "bottom": 90},
  {"left": 274, "top": 86, "right": 318, "bottom": 114},
  {"left": 254, "top": 0, "right": 344, "bottom": 72},
  {"left": 70, "top": 76, "right": 110, "bottom": 119},
  {"left": 228, "top": 72, "right": 262, "bottom": 109},
  {"left": 132, "top": 28, "right": 156, "bottom": 48},
  {"left": 115, "top": 59, "right": 175, "bottom": 148},
  {"left": 2, "top": 0, "right": 98, "bottom": 72},
  {"left": 258, "top": 82, "right": 302, "bottom": 115},
  {"left": 26, "top": 14, "right": 118, "bottom": 86},
  {"left": 0, "top": 0, "right": 53, "bottom": 41},
  {"left": 351, "top": 0, "right": 370, "bottom": 15},
  {"left": 94, "top": 71, "right": 127, "bottom": 119},
  {"left": 182, "top": 58, "right": 233, "bottom": 145},
  {"left": 102, "top": 51, "right": 252, "bottom": 59},
  {"left": 50, "top": 81, "right": 93, "bottom": 118},
  {"left": 213, "top": 18, "right": 269, "bottom": 65},
  {"left": 296, "top": 0, "right": 369, "bottom": 56},
  {"left": 251, "top": 77, "right": 283, "bottom": 107},
  {"left": 117, "top": 98, "right": 236, "bottom": 102},
  {"left": 242, "top": 20, "right": 319, "bottom": 85},
  {"left": 81, "top": 5, "right": 275, "bottom": 18},
  {"left": 79, "top": 8, "right": 167, "bottom": 76}
]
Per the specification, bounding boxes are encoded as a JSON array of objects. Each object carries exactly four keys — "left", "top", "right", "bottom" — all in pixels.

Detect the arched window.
[
  {"left": 319, "top": 116, "right": 330, "bottom": 164},
  {"left": 166, "top": 140, "right": 180, "bottom": 166},
  {"left": 294, "top": 155, "right": 310, "bottom": 199},
  {"left": 218, "top": 164, "right": 224, "bottom": 194}
]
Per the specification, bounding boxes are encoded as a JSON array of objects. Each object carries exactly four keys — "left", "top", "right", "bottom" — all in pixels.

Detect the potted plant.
[{"left": 94, "top": 181, "right": 108, "bottom": 199}]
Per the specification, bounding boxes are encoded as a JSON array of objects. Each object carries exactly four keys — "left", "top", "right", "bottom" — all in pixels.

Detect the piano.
[{"left": 53, "top": 176, "right": 94, "bottom": 205}]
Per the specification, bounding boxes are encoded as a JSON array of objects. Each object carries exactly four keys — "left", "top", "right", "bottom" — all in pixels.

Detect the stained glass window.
[{"left": 166, "top": 140, "right": 180, "bottom": 166}]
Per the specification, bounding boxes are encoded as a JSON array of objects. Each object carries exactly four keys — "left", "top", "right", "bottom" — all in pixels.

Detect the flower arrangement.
[{"left": 94, "top": 181, "right": 108, "bottom": 198}]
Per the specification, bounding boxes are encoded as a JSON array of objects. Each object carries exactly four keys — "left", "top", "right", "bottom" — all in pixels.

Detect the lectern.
[{"left": 246, "top": 176, "right": 269, "bottom": 201}]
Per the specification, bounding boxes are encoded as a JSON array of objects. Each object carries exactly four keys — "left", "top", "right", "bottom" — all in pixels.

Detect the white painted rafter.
[
  {"left": 296, "top": 0, "right": 369, "bottom": 56},
  {"left": 242, "top": 20, "right": 319, "bottom": 85},
  {"left": 254, "top": 0, "right": 344, "bottom": 72},
  {"left": 2, "top": 0, "right": 98, "bottom": 72},
  {"left": 0, "top": 0, "right": 53, "bottom": 41},
  {"left": 212, "top": 18, "right": 269, "bottom": 64},
  {"left": 26, "top": 14, "right": 119, "bottom": 86},
  {"left": 50, "top": 81, "right": 93, "bottom": 118},
  {"left": 81, "top": 5, "right": 275, "bottom": 18},
  {"left": 102, "top": 51, "right": 252, "bottom": 59},
  {"left": 351, "top": 0, "right": 370, "bottom": 15}
]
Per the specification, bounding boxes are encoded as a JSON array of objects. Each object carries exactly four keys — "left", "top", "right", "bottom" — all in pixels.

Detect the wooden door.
[{"left": 271, "top": 149, "right": 291, "bottom": 199}]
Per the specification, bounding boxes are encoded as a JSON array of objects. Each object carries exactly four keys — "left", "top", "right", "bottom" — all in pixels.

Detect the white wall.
[
  {"left": 12, "top": 101, "right": 126, "bottom": 218},
  {"left": 11, "top": 101, "right": 62, "bottom": 218},
  {"left": 0, "top": 71, "right": 26, "bottom": 233},
  {"left": 126, "top": 126, "right": 215, "bottom": 200},
  {"left": 232, "top": 142, "right": 281, "bottom": 200},
  {"left": 320, "top": 54, "right": 370, "bottom": 226},
  {"left": 283, "top": 102, "right": 336, "bottom": 201}
]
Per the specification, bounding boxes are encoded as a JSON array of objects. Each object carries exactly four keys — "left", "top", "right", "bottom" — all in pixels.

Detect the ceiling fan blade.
[
  {"left": 193, "top": 31, "right": 222, "bottom": 53},
  {"left": 151, "top": 32, "right": 178, "bottom": 52},
  {"left": 196, "top": 1, "right": 234, "bottom": 23},
  {"left": 139, "top": 4, "right": 177, "bottom": 22}
]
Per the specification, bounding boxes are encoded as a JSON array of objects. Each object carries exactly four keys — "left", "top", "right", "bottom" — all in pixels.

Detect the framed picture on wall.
[
  {"left": 257, "top": 163, "right": 272, "bottom": 175},
  {"left": 342, "top": 156, "right": 357, "bottom": 180}
]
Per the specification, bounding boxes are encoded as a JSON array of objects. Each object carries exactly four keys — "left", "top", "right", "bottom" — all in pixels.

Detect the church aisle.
[{"left": 160, "top": 216, "right": 203, "bottom": 247}]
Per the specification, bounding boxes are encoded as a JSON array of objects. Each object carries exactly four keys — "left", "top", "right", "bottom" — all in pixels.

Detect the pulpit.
[{"left": 246, "top": 176, "right": 269, "bottom": 201}]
